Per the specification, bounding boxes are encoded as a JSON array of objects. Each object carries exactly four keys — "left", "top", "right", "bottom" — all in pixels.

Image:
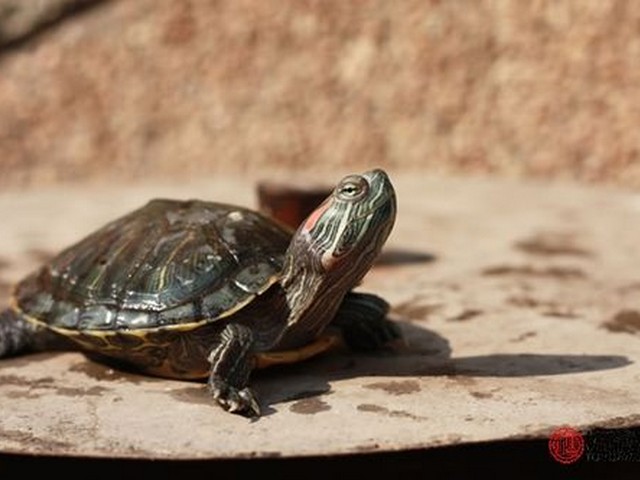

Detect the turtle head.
[
  {"left": 298, "top": 169, "right": 396, "bottom": 278},
  {"left": 280, "top": 169, "right": 395, "bottom": 341},
  {"left": 285, "top": 169, "right": 396, "bottom": 288}
]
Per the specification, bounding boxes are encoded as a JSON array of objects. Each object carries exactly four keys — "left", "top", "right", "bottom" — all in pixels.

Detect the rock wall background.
[{"left": 1, "top": 0, "right": 640, "bottom": 188}]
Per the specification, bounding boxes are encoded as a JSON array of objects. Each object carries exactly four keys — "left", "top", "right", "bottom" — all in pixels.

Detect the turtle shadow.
[
  {"left": 374, "top": 248, "right": 436, "bottom": 267},
  {"left": 254, "top": 321, "right": 632, "bottom": 416}
]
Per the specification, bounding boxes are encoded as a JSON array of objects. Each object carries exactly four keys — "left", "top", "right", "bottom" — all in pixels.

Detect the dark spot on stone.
[
  {"left": 31, "top": 376, "right": 56, "bottom": 386},
  {"left": 514, "top": 233, "right": 592, "bottom": 257},
  {"left": 289, "top": 397, "right": 331, "bottom": 414},
  {"left": 448, "top": 309, "right": 482, "bottom": 322},
  {"left": 364, "top": 379, "right": 421, "bottom": 395},
  {"left": 470, "top": 390, "right": 493, "bottom": 399},
  {"left": 0, "top": 374, "right": 54, "bottom": 387},
  {"left": 170, "top": 385, "right": 211, "bottom": 406},
  {"left": 507, "top": 295, "right": 544, "bottom": 308},
  {"left": 482, "top": 265, "right": 586, "bottom": 280},
  {"left": 375, "top": 249, "right": 436, "bottom": 266},
  {"left": 0, "top": 375, "right": 107, "bottom": 399},
  {"left": 5, "top": 390, "right": 41, "bottom": 399},
  {"left": 511, "top": 331, "right": 537, "bottom": 342},
  {"left": 356, "top": 403, "right": 427, "bottom": 421},
  {"left": 55, "top": 385, "right": 108, "bottom": 397},
  {"left": 603, "top": 310, "right": 640, "bottom": 334},
  {"left": 507, "top": 296, "right": 578, "bottom": 318},
  {"left": 244, "top": 450, "right": 283, "bottom": 458},
  {"left": 0, "top": 427, "right": 72, "bottom": 450},
  {"left": 392, "top": 301, "right": 440, "bottom": 321},
  {"left": 357, "top": 403, "right": 387, "bottom": 414},
  {"left": 353, "top": 443, "right": 381, "bottom": 452},
  {"left": 542, "top": 309, "right": 579, "bottom": 319}
]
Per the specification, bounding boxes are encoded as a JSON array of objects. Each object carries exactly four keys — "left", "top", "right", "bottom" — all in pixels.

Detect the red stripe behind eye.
[{"left": 302, "top": 199, "right": 331, "bottom": 232}]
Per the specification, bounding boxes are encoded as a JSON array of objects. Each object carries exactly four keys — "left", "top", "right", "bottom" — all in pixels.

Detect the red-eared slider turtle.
[{"left": 0, "top": 169, "right": 398, "bottom": 416}]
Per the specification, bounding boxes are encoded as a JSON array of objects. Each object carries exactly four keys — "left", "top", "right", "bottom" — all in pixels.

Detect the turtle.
[{"left": 0, "top": 169, "right": 398, "bottom": 417}]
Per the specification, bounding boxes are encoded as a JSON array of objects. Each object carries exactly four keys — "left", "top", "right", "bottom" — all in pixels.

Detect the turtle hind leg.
[
  {"left": 332, "top": 292, "right": 401, "bottom": 351},
  {"left": 0, "top": 309, "right": 72, "bottom": 358},
  {"left": 207, "top": 323, "right": 260, "bottom": 417}
]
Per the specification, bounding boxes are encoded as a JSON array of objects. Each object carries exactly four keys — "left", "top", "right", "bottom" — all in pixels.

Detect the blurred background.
[{"left": 1, "top": 0, "right": 640, "bottom": 189}]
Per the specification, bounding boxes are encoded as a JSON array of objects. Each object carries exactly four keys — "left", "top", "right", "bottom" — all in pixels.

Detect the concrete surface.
[{"left": 1, "top": 173, "right": 640, "bottom": 459}]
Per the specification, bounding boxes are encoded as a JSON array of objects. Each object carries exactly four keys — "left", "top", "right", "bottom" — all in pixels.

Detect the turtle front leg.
[
  {"left": 331, "top": 292, "right": 401, "bottom": 351},
  {"left": 207, "top": 323, "right": 261, "bottom": 417}
]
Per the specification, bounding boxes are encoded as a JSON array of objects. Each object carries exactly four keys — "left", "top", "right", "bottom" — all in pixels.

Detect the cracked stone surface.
[{"left": 1, "top": 174, "right": 640, "bottom": 459}]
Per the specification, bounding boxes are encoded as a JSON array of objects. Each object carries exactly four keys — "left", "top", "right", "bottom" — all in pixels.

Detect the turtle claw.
[
  {"left": 211, "top": 383, "right": 261, "bottom": 417},
  {"left": 224, "top": 387, "right": 261, "bottom": 417}
]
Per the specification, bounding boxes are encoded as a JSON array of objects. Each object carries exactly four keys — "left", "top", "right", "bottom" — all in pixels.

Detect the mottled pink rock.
[{"left": 1, "top": 1, "right": 640, "bottom": 187}]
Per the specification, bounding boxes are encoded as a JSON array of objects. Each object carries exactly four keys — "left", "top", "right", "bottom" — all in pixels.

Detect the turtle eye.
[{"left": 336, "top": 175, "right": 369, "bottom": 201}]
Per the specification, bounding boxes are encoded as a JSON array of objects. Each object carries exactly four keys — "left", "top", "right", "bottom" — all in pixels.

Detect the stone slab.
[{"left": 1, "top": 174, "right": 639, "bottom": 459}]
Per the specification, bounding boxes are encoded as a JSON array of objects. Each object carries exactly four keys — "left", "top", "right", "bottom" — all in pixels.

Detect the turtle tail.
[
  {"left": 0, "top": 309, "right": 34, "bottom": 357},
  {"left": 0, "top": 309, "right": 71, "bottom": 358}
]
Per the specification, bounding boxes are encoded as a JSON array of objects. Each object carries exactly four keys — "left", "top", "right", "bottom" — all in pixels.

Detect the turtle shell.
[{"left": 14, "top": 199, "right": 292, "bottom": 332}]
